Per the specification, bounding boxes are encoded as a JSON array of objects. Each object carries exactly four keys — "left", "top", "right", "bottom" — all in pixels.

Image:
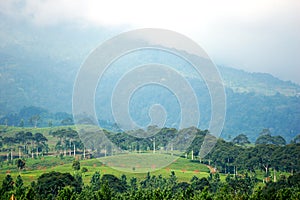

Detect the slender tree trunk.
[
  {"left": 36, "top": 145, "right": 39, "bottom": 157},
  {"left": 31, "top": 142, "right": 34, "bottom": 158},
  {"left": 69, "top": 140, "right": 72, "bottom": 156},
  {"left": 234, "top": 166, "right": 236, "bottom": 177},
  {"left": 60, "top": 137, "right": 63, "bottom": 155},
  {"left": 263, "top": 164, "right": 269, "bottom": 182},
  {"left": 153, "top": 138, "right": 155, "bottom": 154},
  {"left": 263, "top": 165, "right": 268, "bottom": 176},
  {"left": 191, "top": 150, "right": 194, "bottom": 160}
]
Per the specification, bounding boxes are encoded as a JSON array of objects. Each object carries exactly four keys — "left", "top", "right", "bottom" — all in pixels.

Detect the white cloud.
[
  {"left": 1, "top": 0, "right": 296, "bottom": 29},
  {"left": 1, "top": 0, "right": 300, "bottom": 83}
]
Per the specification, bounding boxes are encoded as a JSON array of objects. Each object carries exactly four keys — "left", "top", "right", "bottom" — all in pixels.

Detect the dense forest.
[{"left": 1, "top": 167, "right": 300, "bottom": 200}]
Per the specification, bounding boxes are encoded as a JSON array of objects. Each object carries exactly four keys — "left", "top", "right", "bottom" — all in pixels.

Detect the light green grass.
[
  {"left": 1, "top": 154, "right": 290, "bottom": 187},
  {"left": 0, "top": 125, "right": 212, "bottom": 185},
  {"left": 1, "top": 125, "right": 291, "bottom": 186},
  {"left": 0, "top": 155, "right": 211, "bottom": 186}
]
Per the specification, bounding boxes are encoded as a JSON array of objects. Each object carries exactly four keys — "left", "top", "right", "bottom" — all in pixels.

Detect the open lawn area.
[{"left": 0, "top": 154, "right": 212, "bottom": 186}]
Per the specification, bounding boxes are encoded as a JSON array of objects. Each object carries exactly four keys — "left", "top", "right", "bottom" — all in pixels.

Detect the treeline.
[
  {"left": 1, "top": 126, "right": 300, "bottom": 176},
  {"left": 222, "top": 88, "right": 300, "bottom": 142},
  {"left": 0, "top": 106, "right": 115, "bottom": 129},
  {"left": 105, "top": 127, "right": 300, "bottom": 175},
  {"left": 1, "top": 167, "right": 299, "bottom": 200},
  {"left": 0, "top": 128, "right": 84, "bottom": 160},
  {"left": 105, "top": 126, "right": 179, "bottom": 152},
  {"left": 1, "top": 91, "right": 300, "bottom": 143},
  {"left": 0, "top": 106, "right": 74, "bottom": 127},
  {"left": 186, "top": 129, "right": 300, "bottom": 175},
  {"left": 0, "top": 131, "right": 48, "bottom": 158},
  {"left": 204, "top": 139, "right": 300, "bottom": 175}
]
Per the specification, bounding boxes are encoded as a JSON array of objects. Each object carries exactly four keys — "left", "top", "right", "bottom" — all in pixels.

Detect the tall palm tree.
[{"left": 34, "top": 133, "right": 48, "bottom": 156}]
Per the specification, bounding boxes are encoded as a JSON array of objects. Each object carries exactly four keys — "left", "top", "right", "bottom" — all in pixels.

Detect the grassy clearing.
[
  {"left": 0, "top": 125, "right": 212, "bottom": 185},
  {"left": 0, "top": 154, "right": 290, "bottom": 187},
  {"left": 1, "top": 126, "right": 291, "bottom": 187},
  {"left": 0, "top": 155, "right": 211, "bottom": 186}
]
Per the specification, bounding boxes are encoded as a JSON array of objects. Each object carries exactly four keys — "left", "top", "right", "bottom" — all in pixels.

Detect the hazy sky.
[{"left": 1, "top": 0, "right": 300, "bottom": 84}]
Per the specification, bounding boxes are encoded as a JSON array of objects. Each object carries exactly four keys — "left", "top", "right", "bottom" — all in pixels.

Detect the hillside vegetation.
[{"left": 0, "top": 125, "right": 299, "bottom": 199}]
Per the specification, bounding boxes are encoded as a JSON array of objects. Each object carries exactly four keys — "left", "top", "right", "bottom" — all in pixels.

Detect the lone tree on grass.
[
  {"left": 17, "top": 159, "right": 26, "bottom": 171},
  {"left": 72, "top": 160, "right": 80, "bottom": 171}
]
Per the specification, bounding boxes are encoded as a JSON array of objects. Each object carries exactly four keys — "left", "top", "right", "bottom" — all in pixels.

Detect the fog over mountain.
[
  {"left": 1, "top": 0, "right": 299, "bottom": 84},
  {"left": 0, "top": 19, "right": 299, "bottom": 142},
  {"left": 0, "top": 7, "right": 299, "bottom": 142}
]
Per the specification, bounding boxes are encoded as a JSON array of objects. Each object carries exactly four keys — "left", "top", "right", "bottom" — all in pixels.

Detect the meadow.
[{"left": 0, "top": 155, "right": 212, "bottom": 186}]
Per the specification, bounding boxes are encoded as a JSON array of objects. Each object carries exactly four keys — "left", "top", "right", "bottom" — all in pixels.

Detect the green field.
[
  {"left": 0, "top": 154, "right": 212, "bottom": 186},
  {"left": 0, "top": 125, "right": 212, "bottom": 186}
]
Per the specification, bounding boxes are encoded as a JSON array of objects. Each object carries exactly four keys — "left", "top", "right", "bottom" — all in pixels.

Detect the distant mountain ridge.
[
  {"left": 0, "top": 21, "right": 299, "bottom": 142},
  {"left": 218, "top": 66, "right": 300, "bottom": 96}
]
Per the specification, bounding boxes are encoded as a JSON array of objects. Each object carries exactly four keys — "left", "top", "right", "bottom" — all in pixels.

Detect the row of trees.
[
  {"left": 105, "top": 127, "right": 299, "bottom": 155},
  {"left": 1, "top": 127, "right": 299, "bottom": 172},
  {"left": 104, "top": 126, "right": 178, "bottom": 152},
  {"left": 0, "top": 128, "right": 87, "bottom": 161},
  {"left": 192, "top": 138, "right": 300, "bottom": 181},
  {"left": 1, "top": 169, "right": 299, "bottom": 199},
  {"left": 0, "top": 131, "right": 48, "bottom": 159},
  {"left": 50, "top": 129, "right": 84, "bottom": 157}
]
